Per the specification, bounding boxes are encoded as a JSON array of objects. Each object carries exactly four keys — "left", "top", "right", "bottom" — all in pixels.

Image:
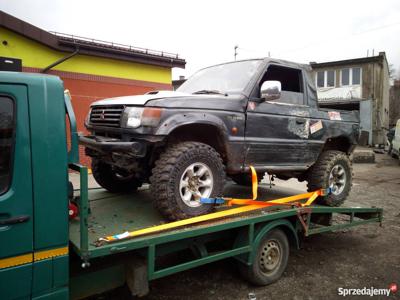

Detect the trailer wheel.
[
  {"left": 230, "top": 172, "right": 264, "bottom": 186},
  {"left": 91, "top": 159, "right": 142, "bottom": 193},
  {"left": 150, "top": 142, "right": 225, "bottom": 221},
  {"left": 307, "top": 150, "right": 352, "bottom": 206},
  {"left": 239, "top": 228, "right": 289, "bottom": 285}
]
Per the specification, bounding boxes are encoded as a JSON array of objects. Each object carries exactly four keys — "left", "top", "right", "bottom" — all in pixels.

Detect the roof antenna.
[{"left": 234, "top": 45, "right": 238, "bottom": 61}]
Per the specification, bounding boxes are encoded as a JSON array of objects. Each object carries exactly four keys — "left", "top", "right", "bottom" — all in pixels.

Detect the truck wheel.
[
  {"left": 91, "top": 159, "right": 142, "bottom": 193},
  {"left": 307, "top": 150, "right": 352, "bottom": 206},
  {"left": 230, "top": 173, "right": 263, "bottom": 186},
  {"left": 239, "top": 228, "right": 289, "bottom": 286},
  {"left": 150, "top": 142, "right": 225, "bottom": 221}
]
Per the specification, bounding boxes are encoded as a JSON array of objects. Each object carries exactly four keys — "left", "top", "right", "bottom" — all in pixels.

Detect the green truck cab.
[
  {"left": 0, "top": 73, "right": 68, "bottom": 299},
  {"left": 0, "top": 72, "right": 383, "bottom": 300}
]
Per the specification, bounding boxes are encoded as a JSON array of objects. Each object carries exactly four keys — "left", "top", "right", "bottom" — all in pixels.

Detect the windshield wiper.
[{"left": 192, "top": 90, "right": 228, "bottom": 96}]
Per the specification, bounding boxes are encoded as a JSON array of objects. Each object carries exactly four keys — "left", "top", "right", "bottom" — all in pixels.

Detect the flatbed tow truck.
[{"left": 0, "top": 72, "right": 383, "bottom": 300}]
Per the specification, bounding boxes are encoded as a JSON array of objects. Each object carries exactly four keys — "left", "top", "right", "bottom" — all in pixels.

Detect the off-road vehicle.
[{"left": 81, "top": 58, "right": 359, "bottom": 220}]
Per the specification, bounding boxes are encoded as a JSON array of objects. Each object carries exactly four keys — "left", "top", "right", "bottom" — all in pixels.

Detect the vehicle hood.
[
  {"left": 91, "top": 91, "right": 193, "bottom": 106},
  {"left": 91, "top": 90, "right": 247, "bottom": 112}
]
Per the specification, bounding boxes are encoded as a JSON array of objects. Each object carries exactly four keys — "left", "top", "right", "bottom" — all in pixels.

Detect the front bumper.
[{"left": 79, "top": 135, "right": 147, "bottom": 157}]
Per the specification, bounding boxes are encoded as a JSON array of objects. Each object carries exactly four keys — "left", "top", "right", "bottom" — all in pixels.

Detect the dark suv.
[{"left": 81, "top": 58, "right": 359, "bottom": 220}]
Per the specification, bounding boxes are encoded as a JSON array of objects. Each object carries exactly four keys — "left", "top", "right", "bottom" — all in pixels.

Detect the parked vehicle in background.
[
  {"left": 390, "top": 120, "right": 400, "bottom": 159},
  {"left": 81, "top": 58, "right": 360, "bottom": 221},
  {"left": 387, "top": 127, "right": 395, "bottom": 156}
]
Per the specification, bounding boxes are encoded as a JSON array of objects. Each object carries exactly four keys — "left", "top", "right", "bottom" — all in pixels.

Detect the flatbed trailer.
[{"left": 68, "top": 163, "right": 383, "bottom": 299}]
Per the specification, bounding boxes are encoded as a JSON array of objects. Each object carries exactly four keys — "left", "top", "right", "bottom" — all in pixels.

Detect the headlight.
[
  {"left": 125, "top": 107, "right": 143, "bottom": 128},
  {"left": 122, "top": 107, "right": 163, "bottom": 128}
]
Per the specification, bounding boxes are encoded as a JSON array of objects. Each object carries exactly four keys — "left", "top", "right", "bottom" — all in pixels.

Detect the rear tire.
[
  {"left": 91, "top": 159, "right": 142, "bottom": 193},
  {"left": 239, "top": 229, "right": 289, "bottom": 286},
  {"left": 150, "top": 142, "right": 225, "bottom": 221},
  {"left": 307, "top": 150, "right": 352, "bottom": 206}
]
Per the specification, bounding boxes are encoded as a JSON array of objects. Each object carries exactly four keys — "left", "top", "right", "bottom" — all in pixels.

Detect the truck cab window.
[
  {"left": 0, "top": 96, "right": 14, "bottom": 194},
  {"left": 260, "top": 65, "right": 304, "bottom": 105}
]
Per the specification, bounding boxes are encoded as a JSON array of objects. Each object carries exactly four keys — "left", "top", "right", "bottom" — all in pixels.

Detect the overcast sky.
[{"left": 1, "top": 0, "right": 400, "bottom": 80}]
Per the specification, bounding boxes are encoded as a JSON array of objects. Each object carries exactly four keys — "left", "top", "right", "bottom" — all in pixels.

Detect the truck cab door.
[
  {"left": 0, "top": 84, "right": 34, "bottom": 299},
  {"left": 245, "top": 65, "right": 311, "bottom": 168}
]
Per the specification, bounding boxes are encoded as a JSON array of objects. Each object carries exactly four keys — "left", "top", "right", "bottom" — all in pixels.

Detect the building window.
[
  {"left": 327, "top": 70, "right": 335, "bottom": 87},
  {"left": 0, "top": 96, "right": 15, "bottom": 195},
  {"left": 316, "top": 70, "right": 336, "bottom": 88},
  {"left": 317, "top": 71, "right": 324, "bottom": 88},
  {"left": 341, "top": 68, "right": 350, "bottom": 86},
  {"left": 352, "top": 67, "right": 361, "bottom": 85},
  {"left": 341, "top": 67, "right": 362, "bottom": 86}
]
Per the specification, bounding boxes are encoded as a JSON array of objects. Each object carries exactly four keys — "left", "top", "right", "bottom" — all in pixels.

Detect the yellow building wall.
[{"left": 0, "top": 27, "right": 171, "bottom": 84}]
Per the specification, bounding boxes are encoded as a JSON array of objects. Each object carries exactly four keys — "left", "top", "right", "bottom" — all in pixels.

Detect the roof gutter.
[{"left": 41, "top": 46, "right": 80, "bottom": 73}]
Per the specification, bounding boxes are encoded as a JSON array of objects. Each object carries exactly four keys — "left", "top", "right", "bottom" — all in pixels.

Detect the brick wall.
[
  {"left": 23, "top": 67, "right": 172, "bottom": 166},
  {"left": 65, "top": 78, "right": 172, "bottom": 167},
  {"left": 23, "top": 67, "right": 172, "bottom": 167}
]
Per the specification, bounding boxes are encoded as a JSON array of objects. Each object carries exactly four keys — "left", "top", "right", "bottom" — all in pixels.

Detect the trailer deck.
[
  {"left": 68, "top": 164, "right": 383, "bottom": 280},
  {"left": 69, "top": 184, "right": 301, "bottom": 260}
]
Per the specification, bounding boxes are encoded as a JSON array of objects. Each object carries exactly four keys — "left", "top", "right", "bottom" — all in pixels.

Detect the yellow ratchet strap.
[{"left": 98, "top": 166, "right": 324, "bottom": 245}]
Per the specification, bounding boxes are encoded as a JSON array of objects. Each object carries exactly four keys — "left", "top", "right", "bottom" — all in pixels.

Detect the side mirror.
[{"left": 260, "top": 80, "right": 281, "bottom": 101}]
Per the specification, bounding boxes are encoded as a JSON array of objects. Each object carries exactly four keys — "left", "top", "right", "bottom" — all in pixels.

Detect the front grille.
[{"left": 90, "top": 105, "right": 124, "bottom": 127}]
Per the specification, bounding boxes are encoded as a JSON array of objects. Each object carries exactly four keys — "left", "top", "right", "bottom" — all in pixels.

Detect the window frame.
[
  {"left": 340, "top": 67, "right": 362, "bottom": 86},
  {"left": 316, "top": 70, "right": 336, "bottom": 88},
  {"left": 316, "top": 71, "right": 325, "bottom": 88},
  {"left": 0, "top": 95, "right": 16, "bottom": 196},
  {"left": 264, "top": 64, "right": 306, "bottom": 106},
  {"left": 340, "top": 68, "right": 350, "bottom": 86},
  {"left": 351, "top": 67, "right": 362, "bottom": 86},
  {"left": 250, "top": 63, "right": 308, "bottom": 106},
  {"left": 326, "top": 70, "right": 336, "bottom": 87}
]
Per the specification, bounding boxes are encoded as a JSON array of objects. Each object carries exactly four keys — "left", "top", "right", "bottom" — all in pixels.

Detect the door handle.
[
  {"left": 0, "top": 215, "right": 30, "bottom": 226},
  {"left": 296, "top": 118, "right": 306, "bottom": 124}
]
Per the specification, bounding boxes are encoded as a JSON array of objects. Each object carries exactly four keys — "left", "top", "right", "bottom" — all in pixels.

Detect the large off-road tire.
[
  {"left": 230, "top": 172, "right": 264, "bottom": 186},
  {"left": 307, "top": 150, "right": 352, "bottom": 206},
  {"left": 150, "top": 142, "right": 225, "bottom": 221},
  {"left": 239, "top": 229, "right": 289, "bottom": 286},
  {"left": 91, "top": 159, "right": 142, "bottom": 193}
]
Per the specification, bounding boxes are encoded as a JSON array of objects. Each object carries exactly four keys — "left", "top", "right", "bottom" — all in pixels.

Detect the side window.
[
  {"left": 260, "top": 65, "right": 304, "bottom": 105},
  {"left": 0, "top": 96, "right": 15, "bottom": 195}
]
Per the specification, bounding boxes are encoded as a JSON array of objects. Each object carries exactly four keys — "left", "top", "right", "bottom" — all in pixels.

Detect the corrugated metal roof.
[{"left": 0, "top": 10, "right": 186, "bottom": 69}]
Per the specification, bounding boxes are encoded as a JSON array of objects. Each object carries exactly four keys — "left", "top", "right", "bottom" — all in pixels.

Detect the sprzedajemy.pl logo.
[{"left": 337, "top": 283, "right": 397, "bottom": 297}]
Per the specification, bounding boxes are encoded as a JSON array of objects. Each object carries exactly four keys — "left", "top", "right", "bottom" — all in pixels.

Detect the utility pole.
[{"left": 234, "top": 45, "right": 238, "bottom": 61}]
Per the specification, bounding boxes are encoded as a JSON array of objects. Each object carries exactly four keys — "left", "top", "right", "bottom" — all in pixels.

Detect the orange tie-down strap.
[{"left": 97, "top": 166, "right": 329, "bottom": 245}]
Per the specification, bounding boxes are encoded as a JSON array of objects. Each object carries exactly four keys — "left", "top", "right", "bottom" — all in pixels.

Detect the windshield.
[{"left": 177, "top": 60, "right": 262, "bottom": 95}]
